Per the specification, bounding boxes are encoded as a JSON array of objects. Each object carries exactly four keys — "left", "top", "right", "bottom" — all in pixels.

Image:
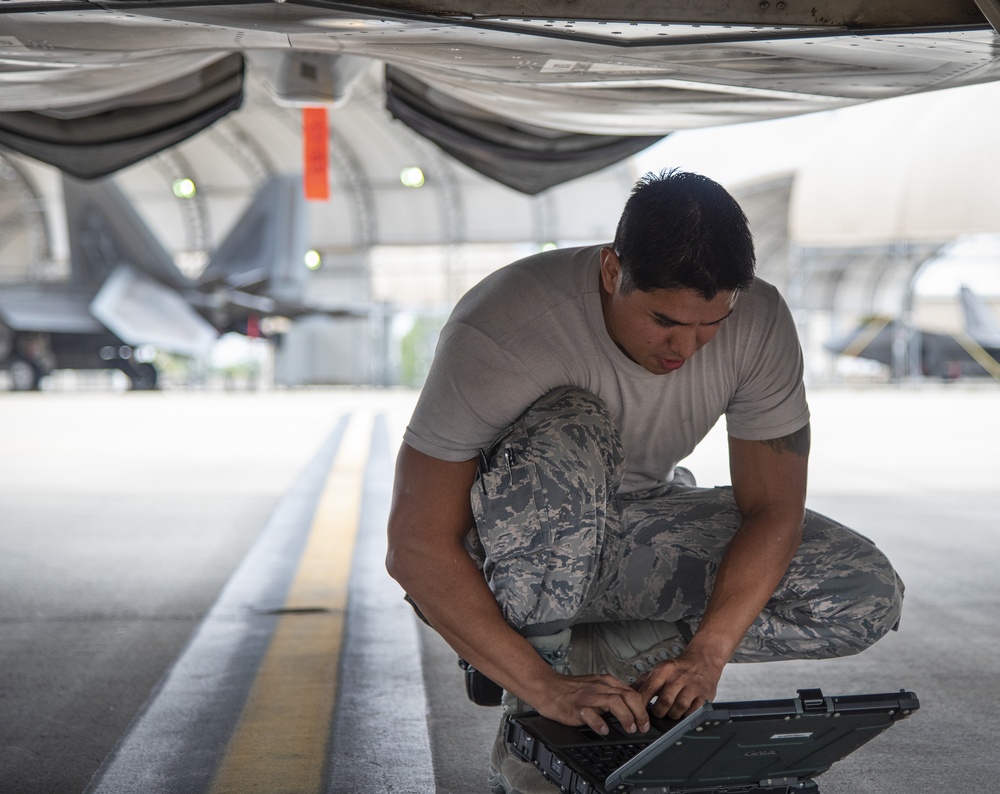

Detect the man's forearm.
[
  {"left": 687, "top": 509, "right": 802, "bottom": 664},
  {"left": 390, "top": 537, "right": 558, "bottom": 706},
  {"left": 385, "top": 445, "right": 556, "bottom": 704},
  {"left": 699, "top": 428, "right": 809, "bottom": 664}
]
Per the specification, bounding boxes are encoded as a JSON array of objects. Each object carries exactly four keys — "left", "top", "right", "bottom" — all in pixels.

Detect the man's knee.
[
  {"left": 521, "top": 386, "right": 608, "bottom": 424},
  {"left": 517, "top": 387, "right": 623, "bottom": 474},
  {"left": 736, "top": 520, "right": 905, "bottom": 662},
  {"left": 794, "top": 544, "right": 904, "bottom": 659},
  {"left": 822, "top": 553, "right": 904, "bottom": 655}
]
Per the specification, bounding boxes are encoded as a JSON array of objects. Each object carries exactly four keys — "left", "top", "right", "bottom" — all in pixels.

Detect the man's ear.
[{"left": 599, "top": 247, "right": 621, "bottom": 295}]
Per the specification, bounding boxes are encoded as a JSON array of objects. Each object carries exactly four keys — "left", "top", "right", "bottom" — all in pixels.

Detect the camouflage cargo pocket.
[{"left": 471, "top": 411, "right": 618, "bottom": 631}]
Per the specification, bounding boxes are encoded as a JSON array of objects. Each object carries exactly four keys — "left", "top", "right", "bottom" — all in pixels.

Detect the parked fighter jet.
[
  {"left": 0, "top": 174, "right": 362, "bottom": 390},
  {"left": 0, "top": 2, "right": 1000, "bottom": 193},
  {"left": 824, "top": 287, "right": 1000, "bottom": 379}
]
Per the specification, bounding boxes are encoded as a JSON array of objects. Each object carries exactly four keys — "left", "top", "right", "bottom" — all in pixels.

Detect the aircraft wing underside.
[{"left": 0, "top": 1, "right": 998, "bottom": 187}]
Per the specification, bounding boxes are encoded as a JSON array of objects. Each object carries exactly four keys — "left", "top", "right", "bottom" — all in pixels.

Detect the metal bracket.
[
  {"left": 797, "top": 688, "right": 828, "bottom": 714},
  {"left": 974, "top": 0, "right": 1000, "bottom": 33}
]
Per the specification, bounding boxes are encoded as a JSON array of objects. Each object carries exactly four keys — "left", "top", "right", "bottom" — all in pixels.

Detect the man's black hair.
[{"left": 612, "top": 169, "right": 755, "bottom": 298}]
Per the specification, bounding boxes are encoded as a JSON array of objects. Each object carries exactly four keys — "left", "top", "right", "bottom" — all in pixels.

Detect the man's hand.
[
  {"left": 634, "top": 646, "right": 726, "bottom": 720},
  {"left": 531, "top": 671, "right": 651, "bottom": 736}
]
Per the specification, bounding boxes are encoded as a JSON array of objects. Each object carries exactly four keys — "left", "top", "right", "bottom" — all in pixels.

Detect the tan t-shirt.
[{"left": 404, "top": 244, "right": 809, "bottom": 495}]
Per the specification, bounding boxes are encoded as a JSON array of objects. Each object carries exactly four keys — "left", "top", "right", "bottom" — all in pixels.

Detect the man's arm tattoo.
[{"left": 761, "top": 423, "right": 811, "bottom": 457}]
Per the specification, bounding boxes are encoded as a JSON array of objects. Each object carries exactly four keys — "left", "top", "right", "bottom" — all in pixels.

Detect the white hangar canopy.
[
  {"left": 782, "top": 81, "right": 1000, "bottom": 317},
  {"left": 790, "top": 81, "right": 1000, "bottom": 248}
]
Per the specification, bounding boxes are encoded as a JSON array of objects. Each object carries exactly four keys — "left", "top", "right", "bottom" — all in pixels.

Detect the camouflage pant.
[{"left": 468, "top": 387, "right": 904, "bottom": 662}]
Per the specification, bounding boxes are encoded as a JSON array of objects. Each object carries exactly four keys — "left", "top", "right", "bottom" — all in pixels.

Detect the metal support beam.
[
  {"left": 0, "top": 155, "right": 51, "bottom": 282},
  {"left": 974, "top": 0, "right": 1000, "bottom": 33}
]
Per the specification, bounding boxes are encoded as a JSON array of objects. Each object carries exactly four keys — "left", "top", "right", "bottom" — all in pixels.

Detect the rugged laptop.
[{"left": 505, "top": 688, "right": 919, "bottom": 794}]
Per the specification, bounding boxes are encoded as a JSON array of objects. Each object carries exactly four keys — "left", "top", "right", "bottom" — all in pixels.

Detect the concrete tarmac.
[{"left": 1, "top": 384, "right": 997, "bottom": 794}]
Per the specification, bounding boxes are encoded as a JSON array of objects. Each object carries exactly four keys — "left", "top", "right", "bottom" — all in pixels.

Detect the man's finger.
[
  {"left": 579, "top": 706, "right": 611, "bottom": 736},
  {"left": 649, "top": 675, "right": 688, "bottom": 718},
  {"left": 665, "top": 690, "right": 694, "bottom": 720},
  {"left": 605, "top": 699, "right": 638, "bottom": 734},
  {"left": 636, "top": 661, "right": 675, "bottom": 702},
  {"left": 650, "top": 687, "right": 677, "bottom": 718},
  {"left": 666, "top": 692, "right": 706, "bottom": 720},
  {"left": 612, "top": 688, "right": 649, "bottom": 733}
]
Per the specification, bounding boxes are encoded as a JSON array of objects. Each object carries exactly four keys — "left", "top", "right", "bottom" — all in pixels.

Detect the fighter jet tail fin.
[
  {"left": 197, "top": 174, "right": 308, "bottom": 300},
  {"left": 62, "top": 174, "right": 190, "bottom": 291}
]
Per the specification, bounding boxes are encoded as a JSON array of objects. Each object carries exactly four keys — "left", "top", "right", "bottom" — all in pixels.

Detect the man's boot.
[{"left": 568, "top": 619, "right": 687, "bottom": 684}]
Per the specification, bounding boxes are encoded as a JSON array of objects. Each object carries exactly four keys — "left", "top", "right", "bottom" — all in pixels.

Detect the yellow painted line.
[
  {"left": 953, "top": 331, "right": 1000, "bottom": 382},
  {"left": 209, "top": 412, "right": 374, "bottom": 794},
  {"left": 842, "top": 315, "right": 892, "bottom": 358}
]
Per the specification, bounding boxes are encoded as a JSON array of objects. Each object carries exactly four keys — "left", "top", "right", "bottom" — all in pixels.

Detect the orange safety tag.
[{"left": 302, "top": 107, "right": 329, "bottom": 201}]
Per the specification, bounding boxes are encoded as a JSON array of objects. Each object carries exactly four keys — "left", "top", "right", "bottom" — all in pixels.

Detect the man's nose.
[{"left": 670, "top": 328, "right": 700, "bottom": 359}]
